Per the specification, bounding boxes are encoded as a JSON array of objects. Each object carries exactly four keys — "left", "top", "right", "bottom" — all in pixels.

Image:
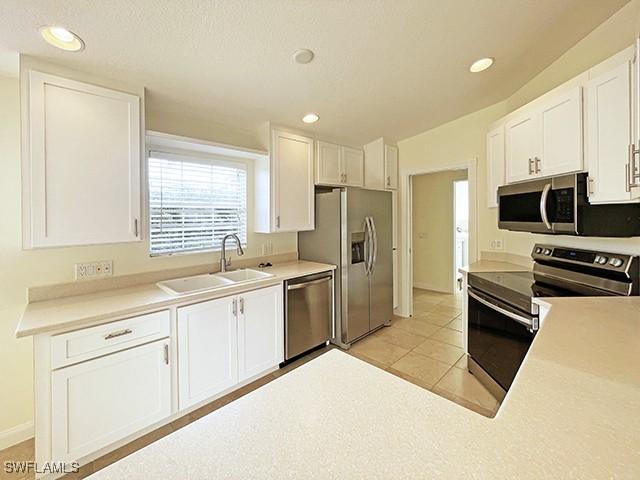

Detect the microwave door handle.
[
  {"left": 468, "top": 290, "right": 538, "bottom": 331},
  {"left": 540, "top": 183, "right": 552, "bottom": 231}
]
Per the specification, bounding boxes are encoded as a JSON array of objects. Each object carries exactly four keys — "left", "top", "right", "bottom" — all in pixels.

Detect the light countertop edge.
[{"left": 16, "top": 261, "right": 336, "bottom": 338}]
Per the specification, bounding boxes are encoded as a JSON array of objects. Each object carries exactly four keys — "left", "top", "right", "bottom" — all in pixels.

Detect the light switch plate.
[{"left": 75, "top": 260, "right": 113, "bottom": 280}]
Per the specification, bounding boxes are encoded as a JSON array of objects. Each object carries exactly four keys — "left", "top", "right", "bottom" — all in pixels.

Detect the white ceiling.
[{"left": 0, "top": 0, "right": 629, "bottom": 145}]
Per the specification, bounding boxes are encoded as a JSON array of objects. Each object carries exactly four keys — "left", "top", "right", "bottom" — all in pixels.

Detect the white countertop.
[
  {"left": 88, "top": 293, "right": 640, "bottom": 479},
  {"left": 16, "top": 261, "right": 335, "bottom": 337}
]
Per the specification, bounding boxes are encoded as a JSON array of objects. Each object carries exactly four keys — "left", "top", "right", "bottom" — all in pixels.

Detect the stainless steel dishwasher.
[{"left": 284, "top": 271, "right": 333, "bottom": 361}]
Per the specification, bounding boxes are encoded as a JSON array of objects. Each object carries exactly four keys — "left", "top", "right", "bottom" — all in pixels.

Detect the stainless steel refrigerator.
[{"left": 298, "top": 187, "right": 393, "bottom": 348}]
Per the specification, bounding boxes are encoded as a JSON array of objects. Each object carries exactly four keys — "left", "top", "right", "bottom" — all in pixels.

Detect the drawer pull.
[{"left": 104, "top": 328, "right": 133, "bottom": 340}]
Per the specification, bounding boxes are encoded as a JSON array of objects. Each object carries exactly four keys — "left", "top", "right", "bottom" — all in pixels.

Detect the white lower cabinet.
[
  {"left": 51, "top": 339, "right": 171, "bottom": 462},
  {"left": 177, "top": 295, "right": 239, "bottom": 409},
  {"left": 237, "top": 286, "right": 284, "bottom": 381},
  {"left": 177, "top": 285, "right": 283, "bottom": 410}
]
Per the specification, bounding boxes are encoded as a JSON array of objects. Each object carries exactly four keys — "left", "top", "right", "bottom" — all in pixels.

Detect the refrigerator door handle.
[
  {"left": 364, "top": 217, "right": 373, "bottom": 275},
  {"left": 369, "top": 216, "right": 378, "bottom": 273}
]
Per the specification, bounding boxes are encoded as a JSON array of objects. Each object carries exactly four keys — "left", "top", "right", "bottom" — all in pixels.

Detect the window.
[{"left": 148, "top": 151, "right": 247, "bottom": 255}]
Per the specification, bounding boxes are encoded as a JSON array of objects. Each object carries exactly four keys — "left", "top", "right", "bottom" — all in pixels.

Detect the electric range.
[{"left": 466, "top": 244, "right": 639, "bottom": 401}]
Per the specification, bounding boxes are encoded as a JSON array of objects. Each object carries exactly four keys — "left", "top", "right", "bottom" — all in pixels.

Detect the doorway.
[
  {"left": 410, "top": 169, "right": 468, "bottom": 295},
  {"left": 453, "top": 179, "right": 469, "bottom": 291}
]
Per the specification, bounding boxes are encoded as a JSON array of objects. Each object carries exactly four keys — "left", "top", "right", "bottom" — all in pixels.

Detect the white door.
[
  {"left": 342, "top": 146, "right": 364, "bottom": 187},
  {"left": 177, "top": 296, "right": 238, "bottom": 409},
  {"left": 505, "top": 112, "right": 540, "bottom": 183},
  {"left": 26, "top": 71, "right": 141, "bottom": 248},
  {"left": 384, "top": 144, "right": 399, "bottom": 190},
  {"left": 51, "top": 340, "right": 171, "bottom": 462},
  {"left": 272, "top": 130, "right": 314, "bottom": 231},
  {"left": 486, "top": 125, "right": 505, "bottom": 208},
  {"left": 237, "top": 285, "right": 284, "bottom": 381},
  {"left": 316, "top": 141, "right": 342, "bottom": 185},
  {"left": 587, "top": 62, "right": 639, "bottom": 203},
  {"left": 539, "top": 86, "right": 583, "bottom": 177}
]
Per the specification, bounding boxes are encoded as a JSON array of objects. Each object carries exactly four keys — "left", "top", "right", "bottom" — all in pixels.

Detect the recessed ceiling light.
[
  {"left": 39, "top": 26, "right": 85, "bottom": 52},
  {"left": 469, "top": 57, "right": 494, "bottom": 73},
  {"left": 302, "top": 113, "right": 319, "bottom": 124},
  {"left": 293, "top": 49, "right": 314, "bottom": 64}
]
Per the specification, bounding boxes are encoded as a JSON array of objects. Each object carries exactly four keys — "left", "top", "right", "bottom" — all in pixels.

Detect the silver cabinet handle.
[
  {"left": 528, "top": 158, "right": 534, "bottom": 175},
  {"left": 386, "top": 176, "right": 391, "bottom": 186},
  {"left": 239, "top": 297, "right": 244, "bottom": 314},
  {"left": 232, "top": 298, "right": 238, "bottom": 317},
  {"left": 164, "top": 344, "right": 169, "bottom": 365},
  {"left": 587, "top": 176, "right": 595, "bottom": 195},
  {"left": 534, "top": 156, "right": 541, "bottom": 174},
  {"left": 627, "top": 144, "right": 640, "bottom": 191},
  {"left": 275, "top": 216, "right": 280, "bottom": 229},
  {"left": 134, "top": 218, "right": 139, "bottom": 237},
  {"left": 104, "top": 328, "right": 133, "bottom": 340},
  {"left": 540, "top": 183, "right": 552, "bottom": 231},
  {"left": 468, "top": 289, "right": 537, "bottom": 331}
]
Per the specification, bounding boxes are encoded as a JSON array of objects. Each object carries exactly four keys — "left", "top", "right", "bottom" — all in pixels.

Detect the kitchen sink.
[
  {"left": 216, "top": 268, "right": 274, "bottom": 283},
  {"left": 157, "top": 268, "right": 274, "bottom": 295}
]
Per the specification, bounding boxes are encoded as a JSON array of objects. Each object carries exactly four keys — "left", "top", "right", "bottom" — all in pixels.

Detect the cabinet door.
[
  {"left": 237, "top": 285, "right": 283, "bottom": 381},
  {"left": 342, "top": 146, "right": 365, "bottom": 187},
  {"left": 316, "top": 141, "right": 342, "bottom": 185},
  {"left": 272, "top": 130, "right": 314, "bottom": 231},
  {"left": 26, "top": 71, "right": 141, "bottom": 248},
  {"left": 539, "top": 86, "right": 583, "bottom": 177},
  {"left": 505, "top": 112, "right": 539, "bottom": 183},
  {"left": 364, "top": 138, "right": 385, "bottom": 189},
  {"left": 486, "top": 126, "right": 505, "bottom": 208},
  {"left": 177, "top": 296, "right": 238, "bottom": 409},
  {"left": 51, "top": 340, "right": 171, "bottom": 462},
  {"left": 384, "top": 145, "right": 399, "bottom": 190},
  {"left": 587, "top": 62, "right": 638, "bottom": 203}
]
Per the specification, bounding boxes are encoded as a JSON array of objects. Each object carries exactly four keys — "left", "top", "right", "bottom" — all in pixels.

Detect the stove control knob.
[
  {"left": 595, "top": 256, "right": 608, "bottom": 265},
  {"left": 543, "top": 249, "right": 552, "bottom": 255},
  {"left": 609, "top": 258, "right": 624, "bottom": 268},
  {"left": 535, "top": 247, "right": 543, "bottom": 254}
]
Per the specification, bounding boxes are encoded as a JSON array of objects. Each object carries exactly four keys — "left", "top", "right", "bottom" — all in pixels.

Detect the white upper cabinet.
[
  {"left": 315, "top": 141, "right": 364, "bottom": 187},
  {"left": 486, "top": 125, "right": 505, "bottom": 208},
  {"left": 539, "top": 87, "right": 583, "bottom": 177},
  {"left": 505, "top": 86, "right": 583, "bottom": 183},
  {"left": 316, "top": 141, "right": 342, "bottom": 185},
  {"left": 586, "top": 61, "right": 640, "bottom": 203},
  {"left": 384, "top": 144, "right": 399, "bottom": 190},
  {"left": 364, "top": 137, "right": 398, "bottom": 190},
  {"left": 237, "top": 285, "right": 283, "bottom": 381},
  {"left": 255, "top": 129, "right": 314, "bottom": 233},
  {"left": 23, "top": 71, "right": 142, "bottom": 248},
  {"left": 342, "top": 146, "right": 365, "bottom": 186},
  {"left": 505, "top": 112, "right": 540, "bottom": 182}
]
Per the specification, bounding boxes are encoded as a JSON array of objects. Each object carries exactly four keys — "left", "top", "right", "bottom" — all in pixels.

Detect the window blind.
[{"left": 148, "top": 151, "right": 247, "bottom": 255}]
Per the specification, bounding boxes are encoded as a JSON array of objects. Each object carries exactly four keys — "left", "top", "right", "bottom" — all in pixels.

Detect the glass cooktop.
[{"left": 469, "top": 271, "right": 578, "bottom": 298}]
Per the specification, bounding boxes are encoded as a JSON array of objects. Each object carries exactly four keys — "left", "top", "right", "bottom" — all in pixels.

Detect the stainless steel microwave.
[{"left": 497, "top": 173, "right": 640, "bottom": 237}]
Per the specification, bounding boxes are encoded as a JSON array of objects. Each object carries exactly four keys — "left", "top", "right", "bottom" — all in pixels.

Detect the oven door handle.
[
  {"left": 540, "top": 183, "right": 552, "bottom": 231},
  {"left": 468, "top": 290, "right": 538, "bottom": 331}
]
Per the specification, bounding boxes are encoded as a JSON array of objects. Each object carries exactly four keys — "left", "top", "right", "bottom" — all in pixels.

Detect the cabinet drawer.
[{"left": 51, "top": 310, "right": 170, "bottom": 369}]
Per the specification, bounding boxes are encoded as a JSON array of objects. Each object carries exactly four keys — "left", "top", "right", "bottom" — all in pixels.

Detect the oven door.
[{"left": 467, "top": 287, "right": 538, "bottom": 398}]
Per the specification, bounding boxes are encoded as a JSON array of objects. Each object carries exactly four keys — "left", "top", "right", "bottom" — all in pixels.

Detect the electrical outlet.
[
  {"left": 75, "top": 260, "right": 113, "bottom": 280},
  {"left": 490, "top": 239, "right": 504, "bottom": 251}
]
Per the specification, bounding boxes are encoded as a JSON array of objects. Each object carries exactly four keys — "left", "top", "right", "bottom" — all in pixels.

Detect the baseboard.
[
  {"left": 413, "top": 282, "right": 452, "bottom": 294},
  {"left": 0, "top": 421, "right": 33, "bottom": 450}
]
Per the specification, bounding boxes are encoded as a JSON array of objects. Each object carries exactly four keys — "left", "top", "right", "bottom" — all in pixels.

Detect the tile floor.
[
  {"left": 349, "top": 288, "right": 500, "bottom": 418},
  {"left": 0, "top": 288, "right": 499, "bottom": 479}
]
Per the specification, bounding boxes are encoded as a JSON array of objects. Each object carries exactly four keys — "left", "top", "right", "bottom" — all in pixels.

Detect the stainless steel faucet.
[{"left": 220, "top": 234, "right": 244, "bottom": 272}]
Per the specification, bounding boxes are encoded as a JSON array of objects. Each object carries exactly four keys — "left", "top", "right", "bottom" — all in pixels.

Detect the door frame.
[
  {"left": 452, "top": 179, "right": 469, "bottom": 292},
  {"left": 399, "top": 158, "right": 478, "bottom": 318}
]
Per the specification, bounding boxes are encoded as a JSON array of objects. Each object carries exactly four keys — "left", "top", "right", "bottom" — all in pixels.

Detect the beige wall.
[
  {"left": 398, "top": 0, "right": 640, "bottom": 316},
  {"left": 0, "top": 60, "right": 296, "bottom": 435},
  {"left": 412, "top": 170, "right": 468, "bottom": 293}
]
